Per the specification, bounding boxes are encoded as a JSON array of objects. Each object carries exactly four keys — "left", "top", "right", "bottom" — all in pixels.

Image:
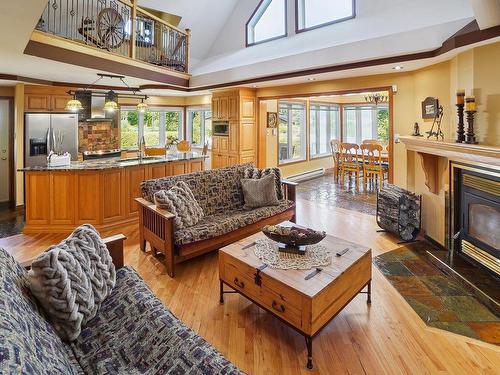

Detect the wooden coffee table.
[{"left": 219, "top": 222, "right": 372, "bottom": 369}]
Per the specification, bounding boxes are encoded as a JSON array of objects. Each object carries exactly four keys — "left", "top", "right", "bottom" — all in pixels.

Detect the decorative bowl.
[{"left": 262, "top": 225, "right": 326, "bottom": 252}]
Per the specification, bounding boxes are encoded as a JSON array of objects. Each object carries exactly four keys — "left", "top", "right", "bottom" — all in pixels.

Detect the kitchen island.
[{"left": 19, "top": 153, "right": 206, "bottom": 234}]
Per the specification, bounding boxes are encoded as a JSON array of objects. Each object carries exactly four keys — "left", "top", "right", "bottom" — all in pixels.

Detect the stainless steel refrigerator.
[{"left": 25, "top": 113, "right": 79, "bottom": 167}]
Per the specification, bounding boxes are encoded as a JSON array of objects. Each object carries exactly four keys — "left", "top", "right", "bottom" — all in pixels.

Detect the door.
[
  {"left": 0, "top": 99, "right": 11, "bottom": 203},
  {"left": 25, "top": 113, "right": 50, "bottom": 168},
  {"left": 50, "top": 114, "right": 79, "bottom": 160}
]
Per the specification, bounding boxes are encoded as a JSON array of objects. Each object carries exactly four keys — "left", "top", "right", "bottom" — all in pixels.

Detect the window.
[
  {"left": 278, "top": 102, "right": 306, "bottom": 163},
  {"left": 120, "top": 107, "right": 183, "bottom": 149},
  {"left": 309, "top": 103, "right": 340, "bottom": 158},
  {"left": 343, "top": 105, "right": 389, "bottom": 144},
  {"left": 297, "top": 0, "right": 355, "bottom": 32},
  {"left": 246, "top": 0, "right": 287, "bottom": 46},
  {"left": 187, "top": 108, "right": 213, "bottom": 147}
]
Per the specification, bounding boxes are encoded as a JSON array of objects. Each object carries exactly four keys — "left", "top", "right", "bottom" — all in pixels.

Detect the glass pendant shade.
[
  {"left": 103, "top": 100, "right": 118, "bottom": 112},
  {"left": 136, "top": 101, "right": 148, "bottom": 113},
  {"left": 65, "top": 98, "right": 83, "bottom": 112}
]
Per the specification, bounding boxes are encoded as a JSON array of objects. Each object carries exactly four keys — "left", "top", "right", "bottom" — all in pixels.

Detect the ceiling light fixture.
[
  {"left": 136, "top": 99, "right": 149, "bottom": 113},
  {"left": 308, "top": 77, "right": 316, "bottom": 81},
  {"left": 393, "top": 65, "right": 404, "bottom": 71},
  {"left": 365, "top": 92, "right": 388, "bottom": 106},
  {"left": 104, "top": 90, "right": 119, "bottom": 112},
  {"left": 64, "top": 94, "right": 83, "bottom": 112}
]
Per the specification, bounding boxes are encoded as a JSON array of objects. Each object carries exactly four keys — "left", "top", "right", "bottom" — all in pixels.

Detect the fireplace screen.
[{"left": 468, "top": 203, "right": 500, "bottom": 250}]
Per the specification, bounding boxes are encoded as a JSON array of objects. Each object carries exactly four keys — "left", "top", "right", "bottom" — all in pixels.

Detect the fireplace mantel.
[{"left": 400, "top": 136, "right": 500, "bottom": 193}]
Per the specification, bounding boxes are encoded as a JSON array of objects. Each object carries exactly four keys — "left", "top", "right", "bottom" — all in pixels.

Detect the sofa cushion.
[
  {"left": 70, "top": 266, "right": 244, "bottom": 375},
  {"left": 243, "top": 167, "right": 284, "bottom": 200},
  {"left": 154, "top": 181, "right": 204, "bottom": 229},
  {"left": 0, "top": 248, "right": 84, "bottom": 374},
  {"left": 28, "top": 224, "right": 116, "bottom": 341},
  {"left": 241, "top": 174, "right": 279, "bottom": 209},
  {"left": 174, "top": 200, "right": 295, "bottom": 245},
  {"left": 141, "top": 163, "right": 254, "bottom": 216}
]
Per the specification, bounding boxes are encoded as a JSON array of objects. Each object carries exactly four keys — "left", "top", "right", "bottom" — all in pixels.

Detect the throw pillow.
[
  {"left": 153, "top": 181, "right": 204, "bottom": 229},
  {"left": 244, "top": 167, "right": 284, "bottom": 200},
  {"left": 28, "top": 224, "right": 116, "bottom": 341},
  {"left": 241, "top": 174, "right": 279, "bottom": 209}
]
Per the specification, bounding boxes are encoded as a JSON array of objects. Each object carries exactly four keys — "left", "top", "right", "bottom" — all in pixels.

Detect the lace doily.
[{"left": 253, "top": 238, "right": 331, "bottom": 270}]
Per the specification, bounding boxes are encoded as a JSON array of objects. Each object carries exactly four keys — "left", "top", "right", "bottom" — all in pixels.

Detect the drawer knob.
[
  {"left": 234, "top": 277, "right": 245, "bottom": 288},
  {"left": 272, "top": 300, "right": 285, "bottom": 313}
]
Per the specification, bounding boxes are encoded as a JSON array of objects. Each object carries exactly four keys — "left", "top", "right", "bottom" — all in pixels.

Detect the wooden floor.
[{"left": 1, "top": 199, "right": 499, "bottom": 374}]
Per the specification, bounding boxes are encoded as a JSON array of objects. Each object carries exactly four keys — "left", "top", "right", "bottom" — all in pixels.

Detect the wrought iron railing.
[{"left": 35, "top": 0, "right": 189, "bottom": 73}]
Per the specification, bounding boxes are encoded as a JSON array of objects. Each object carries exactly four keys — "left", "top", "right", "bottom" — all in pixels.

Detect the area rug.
[{"left": 373, "top": 241, "right": 500, "bottom": 345}]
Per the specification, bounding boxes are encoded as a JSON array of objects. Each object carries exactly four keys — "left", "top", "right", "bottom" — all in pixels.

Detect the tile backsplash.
[{"left": 78, "top": 122, "right": 119, "bottom": 152}]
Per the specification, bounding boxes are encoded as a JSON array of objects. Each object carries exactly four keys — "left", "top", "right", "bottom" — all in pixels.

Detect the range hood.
[{"left": 75, "top": 91, "right": 114, "bottom": 122}]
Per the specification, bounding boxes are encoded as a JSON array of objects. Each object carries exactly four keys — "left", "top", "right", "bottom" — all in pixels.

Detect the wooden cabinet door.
[
  {"left": 212, "top": 98, "right": 220, "bottom": 120},
  {"left": 211, "top": 154, "right": 220, "bottom": 169},
  {"left": 189, "top": 159, "right": 204, "bottom": 173},
  {"left": 25, "top": 172, "right": 50, "bottom": 225},
  {"left": 76, "top": 172, "right": 101, "bottom": 225},
  {"left": 228, "top": 96, "right": 238, "bottom": 120},
  {"left": 103, "top": 169, "right": 124, "bottom": 222},
  {"left": 219, "top": 97, "right": 229, "bottom": 120},
  {"left": 228, "top": 154, "right": 239, "bottom": 166},
  {"left": 212, "top": 136, "right": 220, "bottom": 152},
  {"left": 240, "top": 121, "right": 256, "bottom": 154},
  {"left": 51, "top": 95, "right": 71, "bottom": 112},
  {"left": 126, "top": 166, "right": 147, "bottom": 216},
  {"left": 151, "top": 164, "right": 167, "bottom": 179},
  {"left": 172, "top": 161, "right": 187, "bottom": 175},
  {"left": 50, "top": 172, "right": 75, "bottom": 225},
  {"left": 229, "top": 122, "right": 239, "bottom": 153},
  {"left": 219, "top": 136, "right": 229, "bottom": 152},
  {"left": 241, "top": 97, "right": 255, "bottom": 120},
  {"left": 25, "top": 94, "right": 50, "bottom": 112}
]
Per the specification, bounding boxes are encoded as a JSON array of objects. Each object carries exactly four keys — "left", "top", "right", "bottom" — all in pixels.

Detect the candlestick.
[
  {"left": 465, "top": 110, "right": 478, "bottom": 144},
  {"left": 455, "top": 104, "right": 465, "bottom": 143},
  {"left": 456, "top": 90, "right": 465, "bottom": 105},
  {"left": 465, "top": 96, "right": 476, "bottom": 111}
]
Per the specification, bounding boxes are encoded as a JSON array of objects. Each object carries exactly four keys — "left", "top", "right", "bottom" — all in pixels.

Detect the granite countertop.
[{"left": 19, "top": 152, "right": 208, "bottom": 172}]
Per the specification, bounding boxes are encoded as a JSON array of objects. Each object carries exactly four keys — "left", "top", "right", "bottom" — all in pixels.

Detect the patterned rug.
[{"left": 373, "top": 241, "right": 500, "bottom": 345}]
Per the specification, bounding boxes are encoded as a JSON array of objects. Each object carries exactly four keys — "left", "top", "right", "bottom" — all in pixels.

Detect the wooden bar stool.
[
  {"left": 360, "top": 143, "right": 385, "bottom": 189},
  {"left": 340, "top": 143, "right": 361, "bottom": 186}
]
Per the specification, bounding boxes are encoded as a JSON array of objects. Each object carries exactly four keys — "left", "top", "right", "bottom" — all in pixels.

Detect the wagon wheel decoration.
[{"left": 97, "top": 8, "right": 125, "bottom": 49}]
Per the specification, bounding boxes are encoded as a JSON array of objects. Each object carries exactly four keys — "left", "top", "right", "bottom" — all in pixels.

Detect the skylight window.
[
  {"left": 297, "top": 0, "right": 355, "bottom": 32},
  {"left": 246, "top": 0, "right": 287, "bottom": 46}
]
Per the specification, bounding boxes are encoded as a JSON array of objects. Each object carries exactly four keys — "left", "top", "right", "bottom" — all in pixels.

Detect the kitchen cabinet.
[{"left": 25, "top": 94, "right": 72, "bottom": 112}]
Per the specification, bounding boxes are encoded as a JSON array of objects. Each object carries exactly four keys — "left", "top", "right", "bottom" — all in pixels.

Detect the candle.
[
  {"left": 465, "top": 96, "right": 476, "bottom": 111},
  {"left": 456, "top": 90, "right": 465, "bottom": 105}
]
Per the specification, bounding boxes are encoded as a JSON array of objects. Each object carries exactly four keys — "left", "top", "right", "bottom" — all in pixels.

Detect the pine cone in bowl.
[{"left": 262, "top": 225, "right": 326, "bottom": 248}]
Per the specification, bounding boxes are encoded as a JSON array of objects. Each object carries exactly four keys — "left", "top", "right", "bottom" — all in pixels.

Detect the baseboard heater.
[{"left": 285, "top": 168, "right": 325, "bottom": 182}]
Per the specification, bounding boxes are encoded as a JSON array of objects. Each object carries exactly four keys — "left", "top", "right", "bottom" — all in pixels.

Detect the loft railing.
[{"left": 35, "top": 0, "right": 190, "bottom": 73}]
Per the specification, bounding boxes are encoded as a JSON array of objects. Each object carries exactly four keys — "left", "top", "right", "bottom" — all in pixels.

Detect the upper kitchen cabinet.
[{"left": 24, "top": 86, "right": 72, "bottom": 112}]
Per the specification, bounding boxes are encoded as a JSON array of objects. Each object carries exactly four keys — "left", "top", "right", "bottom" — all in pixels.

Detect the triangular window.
[{"left": 246, "top": 0, "right": 287, "bottom": 46}]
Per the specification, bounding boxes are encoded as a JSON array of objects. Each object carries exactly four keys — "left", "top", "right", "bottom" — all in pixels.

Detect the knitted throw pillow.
[
  {"left": 241, "top": 174, "right": 279, "bottom": 209},
  {"left": 153, "top": 181, "right": 204, "bottom": 229},
  {"left": 244, "top": 167, "right": 284, "bottom": 200},
  {"left": 28, "top": 224, "right": 116, "bottom": 341}
]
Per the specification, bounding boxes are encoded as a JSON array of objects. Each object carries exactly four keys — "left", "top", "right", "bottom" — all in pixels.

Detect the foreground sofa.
[
  {"left": 136, "top": 163, "right": 297, "bottom": 277},
  {"left": 0, "top": 236, "right": 244, "bottom": 375}
]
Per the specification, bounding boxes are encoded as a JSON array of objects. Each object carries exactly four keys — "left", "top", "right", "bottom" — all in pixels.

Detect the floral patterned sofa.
[
  {"left": 0, "top": 237, "right": 244, "bottom": 375},
  {"left": 136, "top": 163, "right": 297, "bottom": 277}
]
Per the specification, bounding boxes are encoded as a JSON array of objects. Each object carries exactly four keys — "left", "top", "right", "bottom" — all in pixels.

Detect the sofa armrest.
[
  {"left": 135, "top": 197, "right": 176, "bottom": 220},
  {"left": 281, "top": 180, "right": 298, "bottom": 202}
]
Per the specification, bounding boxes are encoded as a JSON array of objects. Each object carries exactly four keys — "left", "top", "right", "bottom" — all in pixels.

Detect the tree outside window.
[{"left": 278, "top": 102, "right": 306, "bottom": 163}]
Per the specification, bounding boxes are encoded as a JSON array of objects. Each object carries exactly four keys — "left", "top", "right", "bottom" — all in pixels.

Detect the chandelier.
[
  {"left": 65, "top": 73, "right": 149, "bottom": 113},
  {"left": 364, "top": 92, "right": 388, "bottom": 106}
]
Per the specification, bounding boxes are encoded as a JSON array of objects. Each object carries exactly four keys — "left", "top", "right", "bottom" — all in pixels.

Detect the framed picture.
[
  {"left": 267, "top": 112, "right": 278, "bottom": 128},
  {"left": 421, "top": 97, "right": 439, "bottom": 119}
]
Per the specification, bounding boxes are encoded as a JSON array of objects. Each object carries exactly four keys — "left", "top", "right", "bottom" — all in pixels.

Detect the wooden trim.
[
  {"left": 245, "top": 0, "right": 288, "bottom": 47},
  {"left": 295, "top": 0, "right": 356, "bottom": 34},
  {"left": 0, "top": 97, "right": 15, "bottom": 206}
]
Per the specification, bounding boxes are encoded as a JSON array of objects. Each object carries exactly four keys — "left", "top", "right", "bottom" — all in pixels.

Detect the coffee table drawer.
[
  {"left": 260, "top": 285, "right": 302, "bottom": 328},
  {"left": 223, "top": 262, "right": 260, "bottom": 299}
]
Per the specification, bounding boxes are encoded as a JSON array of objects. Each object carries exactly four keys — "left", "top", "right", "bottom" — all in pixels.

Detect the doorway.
[{"left": 0, "top": 97, "right": 14, "bottom": 206}]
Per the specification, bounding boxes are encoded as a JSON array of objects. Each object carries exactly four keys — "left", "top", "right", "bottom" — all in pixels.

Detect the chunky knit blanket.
[{"left": 28, "top": 224, "right": 116, "bottom": 341}]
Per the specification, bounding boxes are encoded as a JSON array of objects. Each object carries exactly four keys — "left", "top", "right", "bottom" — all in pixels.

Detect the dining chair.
[
  {"left": 360, "top": 143, "right": 385, "bottom": 189},
  {"left": 202, "top": 142, "right": 209, "bottom": 156},
  {"left": 177, "top": 140, "right": 191, "bottom": 152},
  {"left": 329, "top": 139, "right": 341, "bottom": 181},
  {"left": 145, "top": 147, "right": 166, "bottom": 156},
  {"left": 340, "top": 142, "right": 361, "bottom": 185}
]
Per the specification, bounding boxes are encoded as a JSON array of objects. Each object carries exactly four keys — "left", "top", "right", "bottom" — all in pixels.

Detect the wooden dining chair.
[
  {"left": 340, "top": 143, "right": 361, "bottom": 185},
  {"left": 330, "top": 139, "right": 341, "bottom": 181},
  {"left": 145, "top": 147, "right": 166, "bottom": 156},
  {"left": 177, "top": 140, "right": 191, "bottom": 152},
  {"left": 360, "top": 143, "right": 385, "bottom": 189}
]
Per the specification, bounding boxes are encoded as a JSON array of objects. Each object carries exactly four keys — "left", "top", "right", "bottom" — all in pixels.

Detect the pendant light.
[
  {"left": 136, "top": 98, "right": 149, "bottom": 113},
  {"left": 104, "top": 90, "right": 118, "bottom": 112},
  {"left": 64, "top": 93, "right": 83, "bottom": 112}
]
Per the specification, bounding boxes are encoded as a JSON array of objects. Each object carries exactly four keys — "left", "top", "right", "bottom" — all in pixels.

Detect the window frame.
[
  {"left": 277, "top": 101, "right": 307, "bottom": 165},
  {"left": 186, "top": 106, "right": 212, "bottom": 148},
  {"left": 119, "top": 106, "right": 184, "bottom": 150},
  {"left": 309, "top": 102, "right": 340, "bottom": 159},
  {"left": 295, "top": 0, "right": 356, "bottom": 34},
  {"left": 342, "top": 104, "right": 389, "bottom": 144},
  {"left": 246, "top": 0, "right": 288, "bottom": 47}
]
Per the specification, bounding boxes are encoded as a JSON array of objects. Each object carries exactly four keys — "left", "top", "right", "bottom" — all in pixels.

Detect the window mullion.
[{"left": 159, "top": 111, "right": 166, "bottom": 146}]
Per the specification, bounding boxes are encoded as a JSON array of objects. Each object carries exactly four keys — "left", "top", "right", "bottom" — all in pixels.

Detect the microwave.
[{"left": 213, "top": 121, "right": 229, "bottom": 136}]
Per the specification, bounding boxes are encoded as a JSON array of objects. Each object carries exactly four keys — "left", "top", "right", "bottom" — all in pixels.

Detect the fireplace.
[{"left": 451, "top": 163, "right": 500, "bottom": 276}]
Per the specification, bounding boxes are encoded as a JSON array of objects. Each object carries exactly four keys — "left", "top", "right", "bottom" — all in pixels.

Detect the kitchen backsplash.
[{"left": 78, "top": 122, "right": 119, "bottom": 152}]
